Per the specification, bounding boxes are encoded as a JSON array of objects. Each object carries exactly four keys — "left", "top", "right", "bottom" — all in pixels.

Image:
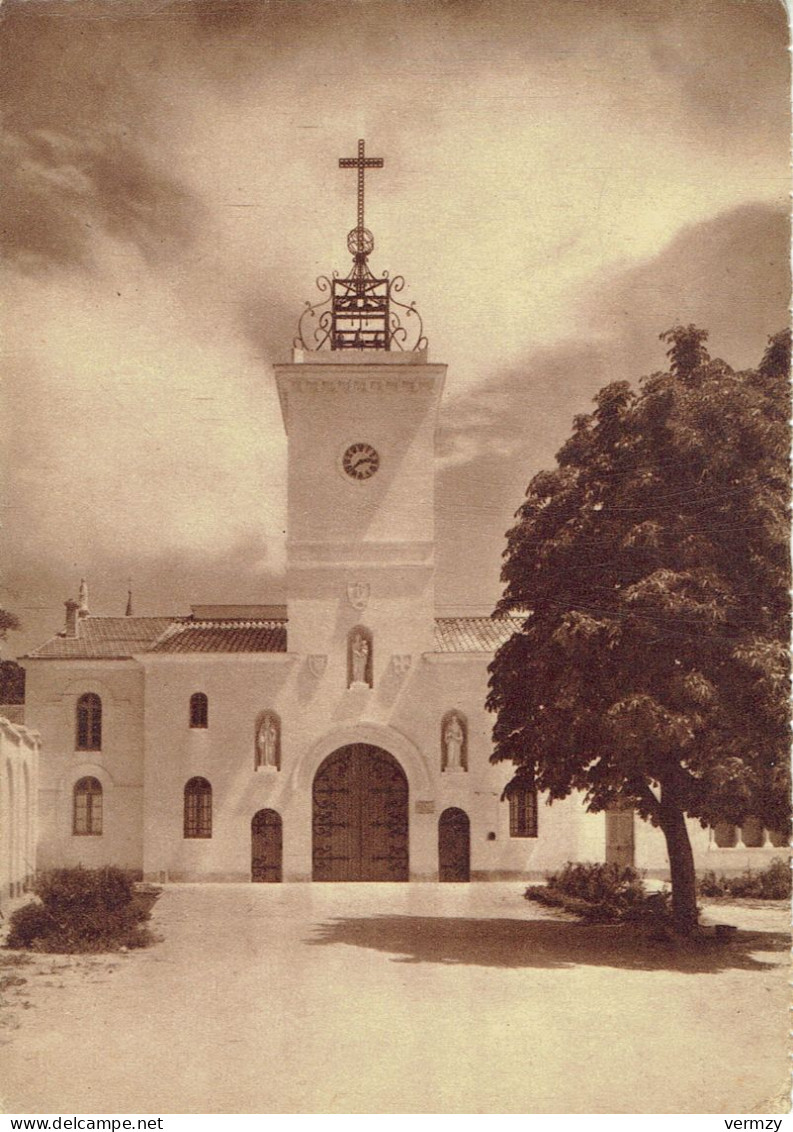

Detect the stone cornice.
[
  {"left": 287, "top": 348, "right": 429, "bottom": 366},
  {"left": 274, "top": 362, "right": 446, "bottom": 431},
  {"left": 280, "top": 375, "right": 441, "bottom": 395}
]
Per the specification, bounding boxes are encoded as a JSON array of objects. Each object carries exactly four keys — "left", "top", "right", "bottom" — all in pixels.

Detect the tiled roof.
[
  {"left": 24, "top": 616, "right": 287, "bottom": 658},
  {"left": 149, "top": 621, "right": 287, "bottom": 654},
  {"left": 26, "top": 614, "right": 517, "bottom": 659},
  {"left": 433, "top": 616, "right": 524, "bottom": 653},
  {"left": 24, "top": 618, "right": 176, "bottom": 659}
]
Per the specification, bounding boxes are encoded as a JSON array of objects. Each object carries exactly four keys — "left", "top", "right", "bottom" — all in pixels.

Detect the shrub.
[
  {"left": 525, "top": 860, "right": 673, "bottom": 925},
  {"left": 5, "top": 866, "right": 156, "bottom": 953},
  {"left": 36, "top": 865, "right": 136, "bottom": 915},
  {"left": 697, "top": 857, "right": 791, "bottom": 901},
  {"left": 5, "top": 903, "right": 59, "bottom": 949},
  {"left": 546, "top": 861, "right": 645, "bottom": 904}
]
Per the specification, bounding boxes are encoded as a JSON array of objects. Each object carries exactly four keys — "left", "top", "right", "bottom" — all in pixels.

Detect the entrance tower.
[{"left": 275, "top": 141, "right": 446, "bottom": 681}]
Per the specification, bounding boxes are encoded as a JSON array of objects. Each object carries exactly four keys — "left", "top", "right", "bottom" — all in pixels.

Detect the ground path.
[{"left": 1, "top": 883, "right": 789, "bottom": 1114}]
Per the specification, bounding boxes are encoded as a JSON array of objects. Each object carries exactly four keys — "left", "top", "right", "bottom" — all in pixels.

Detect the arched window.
[
  {"left": 189, "top": 692, "right": 208, "bottom": 729},
  {"left": 76, "top": 693, "right": 102, "bottom": 750},
  {"left": 184, "top": 777, "right": 212, "bottom": 838},
  {"left": 509, "top": 786, "right": 538, "bottom": 838},
  {"left": 73, "top": 776, "right": 103, "bottom": 836}
]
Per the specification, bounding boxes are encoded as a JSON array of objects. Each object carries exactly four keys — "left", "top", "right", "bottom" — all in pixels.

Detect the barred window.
[
  {"left": 509, "top": 787, "right": 538, "bottom": 838},
  {"left": 184, "top": 777, "right": 212, "bottom": 838},
  {"left": 73, "top": 776, "right": 103, "bottom": 836},
  {"left": 76, "top": 693, "right": 102, "bottom": 750},
  {"left": 189, "top": 693, "right": 208, "bottom": 729}
]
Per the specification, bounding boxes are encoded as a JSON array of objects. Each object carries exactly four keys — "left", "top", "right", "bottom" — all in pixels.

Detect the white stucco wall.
[
  {"left": 23, "top": 659, "right": 145, "bottom": 873},
  {"left": 134, "top": 646, "right": 589, "bottom": 882},
  {"left": 0, "top": 716, "right": 39, "bottom": 902}
]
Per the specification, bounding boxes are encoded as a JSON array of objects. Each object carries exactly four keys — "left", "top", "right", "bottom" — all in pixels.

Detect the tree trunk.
[{"left": 659, "top": 791, "right": 699, "bottom": 934}]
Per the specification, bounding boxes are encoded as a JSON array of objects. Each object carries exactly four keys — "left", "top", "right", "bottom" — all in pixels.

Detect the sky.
[{"left": 1, "top": 0, "right": 790, "bottom": 658}]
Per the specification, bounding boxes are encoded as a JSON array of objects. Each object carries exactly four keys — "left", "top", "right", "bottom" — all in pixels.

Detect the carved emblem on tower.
[
  {"left": 307, "top": 655, "right": 328, "bottom": 678},
  {"left": 346, "top": 581, "right": 370, "bottom": 611}
]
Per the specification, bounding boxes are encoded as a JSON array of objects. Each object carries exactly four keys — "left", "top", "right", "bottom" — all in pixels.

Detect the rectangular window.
[{"left": 509, "top": 788, "right": 538, "bottom": 838}]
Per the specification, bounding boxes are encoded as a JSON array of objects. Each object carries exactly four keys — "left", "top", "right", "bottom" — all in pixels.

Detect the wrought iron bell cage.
[{"left": 294, "top": 140, "right": 426, "bottom": 353}]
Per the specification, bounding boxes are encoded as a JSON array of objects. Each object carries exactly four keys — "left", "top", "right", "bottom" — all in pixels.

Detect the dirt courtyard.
[{"left": 0, "top": 883, "right": 789, "bottom": 1114}]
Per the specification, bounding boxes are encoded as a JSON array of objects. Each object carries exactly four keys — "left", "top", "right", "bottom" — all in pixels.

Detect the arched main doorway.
[
  {"left": 312, "top": 744, "right": 409, "bottom": 881},
  {"left": 251, "top": 809, "right": 282, "bottom": 882},
  {"left": 438, "top": 807, "right": 470, "bottom": 882}
]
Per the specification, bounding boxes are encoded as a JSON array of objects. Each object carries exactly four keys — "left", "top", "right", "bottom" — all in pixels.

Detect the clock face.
[{"left": 342, "top": 442, "right": 380, "bottom": 481}]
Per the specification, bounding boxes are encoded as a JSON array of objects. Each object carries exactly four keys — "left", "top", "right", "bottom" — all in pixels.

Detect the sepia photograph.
[{"left": 0, "top": 0, "right": 790, "bottom": 1117}]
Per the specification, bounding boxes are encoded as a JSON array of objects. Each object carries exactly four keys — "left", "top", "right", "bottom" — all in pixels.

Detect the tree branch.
[{"left": 636, "top": 782, "right": 662, "bottom": 822}]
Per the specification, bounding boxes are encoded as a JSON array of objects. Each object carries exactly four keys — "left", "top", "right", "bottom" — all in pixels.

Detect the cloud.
[
  {"left": 4, "top": 533, "right": 286, "bottom": 660},
  {"left": 1, "top": 124, "right": 199, "bottom": 271},
  {"left": 0, "top": 0, "right": 205, "bottom": 273},
  {"left": 434, "top": 199, "right": 790, "bottom": 608},
  {"left": 588, "top": 201, "right": 791, "bottom": 372},
  {"left": 1, "top": 0, "right": 788, "bottom": 654}
]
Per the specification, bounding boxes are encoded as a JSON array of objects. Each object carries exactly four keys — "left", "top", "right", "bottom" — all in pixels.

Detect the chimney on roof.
[
  {"left": 78, "top": 577, "right": 89, "bottom": 619},
  {"left": 64, "top": 598, "right": 80, "bottom": 638}
]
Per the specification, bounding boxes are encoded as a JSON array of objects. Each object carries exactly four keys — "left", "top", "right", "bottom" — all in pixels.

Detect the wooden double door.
[{"left": 312, "top": 744, "right": 409, "bottom": 881}]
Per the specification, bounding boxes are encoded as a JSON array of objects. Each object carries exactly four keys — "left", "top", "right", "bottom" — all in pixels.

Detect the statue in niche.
[
  {"left": 256, "top": 713, "right": 279, "bottom": 769},
  {"left": 350, "top": 631, "right": 371, "bottom": 687},
  {"left": 443, "top": 713, "right": 465, "bottom": 771}
]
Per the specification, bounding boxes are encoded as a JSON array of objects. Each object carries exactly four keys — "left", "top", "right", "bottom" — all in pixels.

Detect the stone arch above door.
[{"left": 291, "top": 722, "right": 432, "bottom": 798}]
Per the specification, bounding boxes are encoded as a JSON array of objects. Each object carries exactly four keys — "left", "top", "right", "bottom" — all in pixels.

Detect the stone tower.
[{"left": 274, "top": 140, "right": 445, "bottom": 685}]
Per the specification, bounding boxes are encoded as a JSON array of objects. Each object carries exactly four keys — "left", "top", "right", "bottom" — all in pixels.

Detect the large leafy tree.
[
  {"left": 0, "top": 609, "right": 20, "bottom": 639},
  {"left": 487, "top": 327, "right": 791, "bottom": 933},
  {"left": 0, "top": 610, "right": 24, "bottom": 704},
  {"left": 0, "top": 660, "right": 25, "bottom": 704}
]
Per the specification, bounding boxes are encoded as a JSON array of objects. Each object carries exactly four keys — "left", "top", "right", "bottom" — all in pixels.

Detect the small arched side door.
[
  {"left": 251, "top": 809, "right": 282, "bottom": 882},
  {"left": 438, "top": 807, "right": 470, "bottom": 882}
]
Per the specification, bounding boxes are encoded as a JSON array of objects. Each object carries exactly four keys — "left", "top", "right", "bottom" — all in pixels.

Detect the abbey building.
[{"left": 19, "top": 143, "right": 780, "bottom": 884}]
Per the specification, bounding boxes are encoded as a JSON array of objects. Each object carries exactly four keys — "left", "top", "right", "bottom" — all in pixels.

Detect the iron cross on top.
[{"left": 339, "top": 139, "right": 384, "bottom": 234}]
